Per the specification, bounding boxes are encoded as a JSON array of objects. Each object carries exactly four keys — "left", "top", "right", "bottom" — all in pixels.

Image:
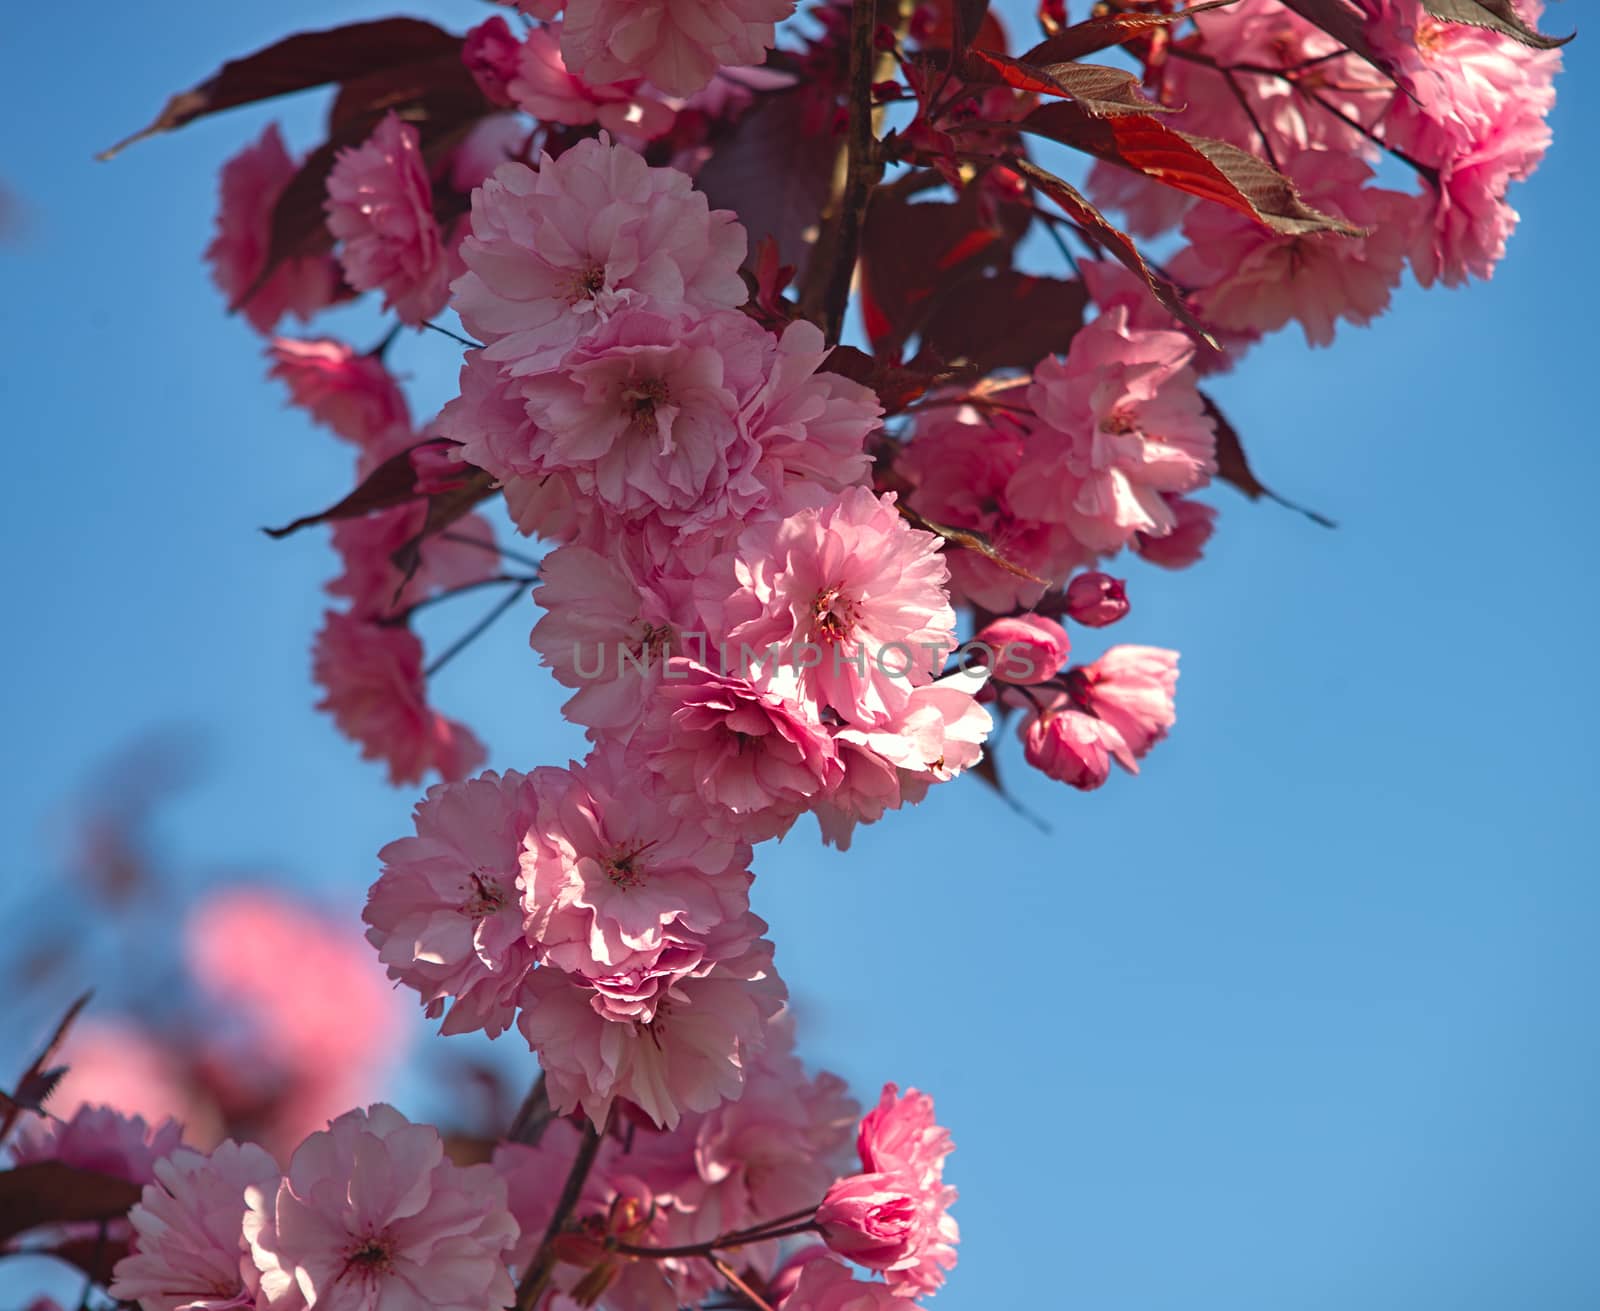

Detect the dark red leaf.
[
  {"left": 1204, "top": 392, "right": 1335, "bottom": 526},
  {"left": 0, "top": 993, "right": 91, "bottom": 1142},
  {"left": 918, "top": 271, "right": 1088, "bottom": 373},
  {"left": 1022, "top": 103, "right": 1362, "bottom": 235},
  {"left": 1421, "top": 0, "right": 1573, "bottom": 48},
  {"left": 99, "top": 19, "right": 461, "bottom": 159},
  {"left": 859, "top": 187, "right": 1021, "bottom": 353},
  {"left": 1018, "top": 1, "right": 1236, "bottom": 63},
  {"left": 965, "top": 49, "right": 1172, "bottom": 113},
  {"left": 389, "top": 470, "right": 499, "bottom": 585},
  {"left": 264, "top": 443, "right": 435, "bottom": 539},
  {"left": 825, "top": 345, "right": 966, "bottom": 415},
  {"left": 1009, "top": 158, "right": 1216, "bottom": 346},
  {"left": 697, "top": 89, "right": 841, "bottom": 282},
  {"left": 0, "top": 1164, "right": 142, "bottom": 1246}
]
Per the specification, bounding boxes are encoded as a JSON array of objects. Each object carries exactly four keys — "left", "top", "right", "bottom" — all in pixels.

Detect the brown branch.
[
  {"left": 707, "top": 1254, "right": 778, "bottom": 1311},
  {"left": 612, "top": 1218, "right": 821, "bottom": 1260},
  {"left": 513, "top": 1114, "right": 606, "bottom": 1311},
  {"left": 801, "top": 0, "right": 909, "bottom": 343},
  {"left": 507, "top": 1073, "right": 552, "bottom": 1146}
]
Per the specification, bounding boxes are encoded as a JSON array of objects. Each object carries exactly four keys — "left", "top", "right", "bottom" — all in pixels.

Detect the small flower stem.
[
  {"left": 507, "top": 1073, "right": 551, "bottom": 1146},
  {"left": 612, "top": 1218, "right": 822, "bottom": 1260},
  {"left": 425, "top": 579, "right": 529, "bottom": 679},
  {"left": 421, "top": 319, "right": 485, "bottom": 351},
  {"left": 707, "top": 1254, "right": 778, "bottom": 1311}
]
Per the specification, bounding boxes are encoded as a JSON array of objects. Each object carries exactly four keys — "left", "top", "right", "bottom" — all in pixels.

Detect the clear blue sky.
[{"left": 2, "top": 2, "right": 1597, "bottom": 1308}]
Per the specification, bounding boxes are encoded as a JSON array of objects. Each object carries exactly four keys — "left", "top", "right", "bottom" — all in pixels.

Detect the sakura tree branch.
[
  {"left": 425, "top": 579, "right": 530, "bottom": 678},
  {"left": 507, "top": 1072, "right": 552, "bottom": 1146},
  {"left": 611, "top": 1217, "right": 821, "bottom": 1259},
  {"left": 381, "top": 573, "right": 537, "bottom": 626},
  {"left": 803, "top": 0, "right": 908, "bottom": 344},
  {"left": 513, "top": 1115, "right": 607, "bottom": 1311},
  {"left": 706, "top": 1254, "right": 777, "bottom": 1311}
]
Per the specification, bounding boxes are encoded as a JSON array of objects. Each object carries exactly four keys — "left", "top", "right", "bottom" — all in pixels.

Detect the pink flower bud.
[
  {"left": 1020, "top": 704, "right": 1126, "bottom": 791},
  {"left": 1064, "top": 572, "right": 1130, "bottom": 628},
  {"left": 971, "top": 615, "right": 1071, "bottom": 685},
  {"left": 817, "top": 1173, "right": 919, "bottom": 1269}
]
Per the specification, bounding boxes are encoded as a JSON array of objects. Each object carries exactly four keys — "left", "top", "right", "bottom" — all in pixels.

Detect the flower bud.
[
  {"left": 970, "top": 614, "right": 1070, "bottom": 685},
  {"left": 817, "top": 1173, "right": 919, "bottom": 1269},
  {"left": 1019, "top": 704, "right": 1126, "bottom": 791},
  {"left": 1063, "top": 572, "right": 1130, "bottom": 627}
]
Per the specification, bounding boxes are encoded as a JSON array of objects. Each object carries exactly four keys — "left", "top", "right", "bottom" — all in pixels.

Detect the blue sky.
[{"left": 2, "top": 2, "right": 1597, "bottom": 1308}]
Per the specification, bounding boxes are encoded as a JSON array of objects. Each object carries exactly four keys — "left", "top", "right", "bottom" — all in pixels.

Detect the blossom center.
[
  {"left": 812, "top": 584, "right": 859, "bottom": 642},
  {"left": 463, "top": 872, "right": 504, "bottom": 919},
  {"left": 604, "top": 841, "right": 653, "bottom": 889},
  {"left": 1098, "top": 405, "right": 1138, "bottom": 436},
  {"left": 569, "top": 264, "right": 608, "bottom": 304},
  {"left": 342, "top": 1234, "right": 395, "bottom": 1280},
  {"left": 623, "top": 378, "right": 672, "bottom": 435}
]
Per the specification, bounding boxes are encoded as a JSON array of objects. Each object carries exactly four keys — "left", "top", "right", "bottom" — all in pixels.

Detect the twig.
[
  {"left": 613, "top": 1218, "right": 821, "bottom": 1259},
  {"left": 513, "top": 1116, "right": 607, "bottom": 1311},
  {"left": 425, "top": 580, "right": 528, "bottom": 678},
  {"left": 381, "top": 573, "right": 536, "bottom": 626},
  {"left": 439, "top": 529, "right": 545, "bottom": 572},
  {"left": 421, "top": 319, "right": 485, "bottom": 351},
  {"left": 802, "top": 0, "right": 909, "bottom": 343},
  {"left": 507, "top": 1073, "right": 552, "bottom": 1146},
  {"left": 707, "top": 1255, "right": 777, "bottom": 1311}
]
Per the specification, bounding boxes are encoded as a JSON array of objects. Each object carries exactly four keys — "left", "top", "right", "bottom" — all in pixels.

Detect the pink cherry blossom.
[
  {"left": 1064, "top": 571, "right": 1130, "bottom": 627},
  {"left": 638, "top": 660, "right": 843, "bottom": 842},
  {"left": 1019, "top": 699, "right": 1124, "bottom": 791},
  {"left": 1071, "top": 645, "right": 1180, "bottom": 770},
  {"left": 245, "top": 1104, "right": 517, "bottom": 1311},
  {"left": 1006, "top": 308, "right": 1216, "bottom": 554},
  {"left": 186, "top": 887, "right": 406, "bottom": 1155},
  {"left": 743, "top": 320, "right": 880, "bottom": 494},
  {"left": 452, "top": 137, "right": 747, "bottom": 376},
  {"left": 529, "top": 541, "right": 688, "bottom": 735},
  {"left": 843, "top": 1084, "right": 959, "bottom": 1298},
  {"left": 560, "top": 0, "right": 797, "bottom": 97},
  {"left": 715, "top": 486, "right": 957, "bottom": 728},
  {"left": 1174, "top": 151, "right": 1413, "bottom": 347},
  {"left": 1134, "top": 496, "right": 1217, "bottom": 569},
  {"left": 365, "top": 769, "right": 542, "bottom": 1038},
  {"left": 312, "top": 611, "right": 486, "bottom": 787},
  {"left": 51, "top": 1020, "right": 214, "bottom": 1145},
  {"left": 896, "top": 401, "right": 1087, "bottom": 612},
  {"left": 10, "top": 1105, "right": 184, "bottom": 1186},
  {"left": 499, "top": 308, "right": 771, "bottom": 537},
  {"left": 511, "top": 24, "right": 677, "bottom": 144},
  {"left": 816, "top": 1174, "right": 919, "bottom": 1272},
  {"left": 110, "top": 1139, "right": 281, "bottom": 1311},
  {"left": 328, "top": 506, "right": 499, "bottom": 621},
  {"left": 206, "top": 124, "right": 338, "bottom": 334},
  {"left": 517, "top": 916, "right": 785, "bottom": 1130},
  {"left": 325, "top": 113, "right": 454, "bottom": 325},
  {"left": 266, "top": 338, "right": 411, "bottom": 450},
  {"left": 520, "top": 748, "right": 754, "bottom": 974},
  {"left": 972, "top": 614, "right": 1070, "bottom": 685},
  {"left": 778, "top": 1256, "right": 909, "bottom": 1310},
  {"left": 462, "top": 15, "right": 523, "bottom": 106},
  {"left": 631, "top": 1021, "right": 857, "bottom": 1247}
]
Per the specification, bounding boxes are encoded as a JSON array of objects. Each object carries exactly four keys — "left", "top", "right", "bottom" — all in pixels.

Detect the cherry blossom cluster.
[{"left": 9, "top": 1, "right": 1566, "bottom": 1309}]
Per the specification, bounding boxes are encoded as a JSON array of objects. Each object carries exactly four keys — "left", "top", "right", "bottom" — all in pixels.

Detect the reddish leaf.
[
  {"left": 0, "top": 1164, "right": 142, "bottom": 1245},
  {"left": 859, "top": 187, "right": 1021, "bottom": 353},
  {"left": 919, "top": 0, "right": 1010, "bottom": 53},
  {"left": 825, "top": 345, "right": 966, "bottom": 415},
  {"left": 233, "top": 57, "right": 491, "bottom": 316},
  {"left": 1022, "top": 103, "right": 1362, "bottom": 236},
  {"left": 0, "top": 993, "right": 91, "bottom": 1143},
  {"left": 264, "top": 443, "right": 436, "bottom": 539},
  {"left": 99, "top": 19, "right": 461, "bottom": 159},
  {"left": 1421, "top": 0, "right": 1573, "bottom": 48},
  {"left": 697, "top": 89, "right": 841, "bottom": 281},
  {"left": 918, "top": 271, "right": 1088, "bottom": 373},
  {"left": 1010, "top": 158, "right": 1216, "bottom": 346},
  {"left": 964, "top": 49, "right": 1172, "bottom": 114},
  {"left": 1204, "top": 393, "right": 1335, "bottom": 526},
  {"left": 1018, "top": 1, "right": 1236, "bottom": 63},
  {"left": 389, "top": 470, "right": 499, "bottom": 584},
  {"left": 1275, "top": 0, "right": 1410, "bottom": 85}
]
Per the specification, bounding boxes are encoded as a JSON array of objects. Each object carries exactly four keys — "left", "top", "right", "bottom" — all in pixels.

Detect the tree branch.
[{"left": 513, "top": 1115, "right": 607, "bottom": 1311}]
